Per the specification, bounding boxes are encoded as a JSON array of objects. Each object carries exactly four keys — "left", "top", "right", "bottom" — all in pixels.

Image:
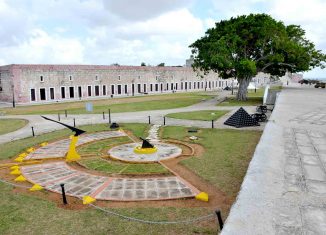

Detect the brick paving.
[
  {"left": 21, "top": 162, "right": 199, "bottom": 201},
  {"left": 25, "top": 131, "right": 126, "bottom": 160},
  {"left": 223, "top": 87, "right": 326, "bottom": 234}
]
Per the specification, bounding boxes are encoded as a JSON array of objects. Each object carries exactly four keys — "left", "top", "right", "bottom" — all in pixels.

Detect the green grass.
[
  {"left": 166, "top": 110, "right": 229, "bottom": 121},
  {"left": 218, "top": 89, "right": 264, "bottom": 106},
  {"left": 0, "top": 92, "right": 214, "bottom": 115},
  {"left": 0, "top": 183, "right": 216, "bottom": 234},
  {"left": 0, "top": 123, "right": 149, "bottom": 160},
  {"left": 80, "top": 158, "right": 169, "bottom": 175},
  {"left": 0, "top": 119, "right": 28, "bottom": 135},
  {"left": 162, "top": 126, "right": 262, "bottom": 198},
  {"left": 218, "top": 86, "right": 282, "bottom": 106},
  {"left": 0, "top": 122, "right": 217, "bottom": 234}
]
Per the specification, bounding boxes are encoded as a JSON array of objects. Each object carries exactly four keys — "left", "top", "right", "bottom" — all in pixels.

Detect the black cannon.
[
  {"left": 251, "top": 113, "right": 267, "bottom": 122},
  {"left": 256, "top": 105, "right": 268, "bottom": 113}
]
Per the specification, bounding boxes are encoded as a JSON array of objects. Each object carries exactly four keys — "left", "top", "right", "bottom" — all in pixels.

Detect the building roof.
[{"left": 0, "top": 64, "right": 193, "bottom": 72}]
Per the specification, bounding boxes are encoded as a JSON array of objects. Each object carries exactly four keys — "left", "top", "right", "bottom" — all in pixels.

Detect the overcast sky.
[{"left": 0, "top": 0, "right": 325, "bottom": 78}]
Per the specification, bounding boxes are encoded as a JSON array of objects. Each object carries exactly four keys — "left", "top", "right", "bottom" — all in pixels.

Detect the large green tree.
[{"left": 190, "top": 14, "right": 326, "bottom": 100}]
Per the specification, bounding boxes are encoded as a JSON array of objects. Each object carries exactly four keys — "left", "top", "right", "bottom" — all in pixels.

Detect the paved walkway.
[
  {"left": 25, "top": 131, "right": 126, "bottom": 160},
  {"left": 222, "top": 85, "right": 326, "bottom": 234},
  {"left": 0, "top": 91, "right": 261, "bottom": 144},
  {"left": 21, "top": 162, "right": 199, "bottom": 201}
]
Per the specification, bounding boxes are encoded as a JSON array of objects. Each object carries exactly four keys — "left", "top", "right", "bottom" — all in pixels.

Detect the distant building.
[
  {"left": 185, "top": 56, "right": 194, "bottom": 67},
  {"left": 0, "top": 62, "right": 268, "bottom": 104}
]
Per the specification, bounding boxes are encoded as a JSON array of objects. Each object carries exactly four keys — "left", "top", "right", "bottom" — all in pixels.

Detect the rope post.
[
  {"left": 215, "top": 210, "right": 223, "bottom": 231},
  {"left": 65, "top": 110, "right": 67, "bottom": 117},
  {"left": 31, "top": 126, "right": 35, "bottom": 137},
  {"left": 73, "top": 118, "right": 76, "bottom": 127},
  {"left": 211, "top": 120, "right": 214, "bottom": 129},
  {"left": 148, "top": 115, "right": 151, "bottom": 124},
  {"left": 102, "top": 111, "right": 105, "bottom": 120},
  {"left": 60, "top": 183, "right": 68, "bottom": 205},
  {"left": 163, "top": 116, "right": 166, "bottom": 126},
  {"left": 108, "top": 109, "right": 111, "bottom": 124},
  {"left": 58, "top": 113, "right": 60, "bottom": 121}
]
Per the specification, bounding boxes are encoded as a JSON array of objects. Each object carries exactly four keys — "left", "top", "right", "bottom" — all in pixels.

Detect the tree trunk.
[{"left": 237, "top": 77, "right": 251, "bottom": 101}]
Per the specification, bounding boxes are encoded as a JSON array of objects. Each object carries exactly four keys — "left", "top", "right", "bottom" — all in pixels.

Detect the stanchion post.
[
  {"left": 108, "top": 109, "right": 111, "bottom": 124},
  {"left": 58, "top": 113, "right": 60, "bottom": 121},
  {"left": 163, "top": 116, "right": 166, "bottom": 126},
  {"left": 73, "top": 118, "right": 76, "bottom": 127},
  {"left": 60, "top": 183, "right": 68, "bottom": 205},
  {"left": 211, "top": 120, "right": 214, "bottom": 129},
  {"left": 31, "top": 126, "right": 35, "bottom": 137},
  {"left": 148, "top": 115, "right": 151, "bottom": 124},
  {"left": 102, "top": 111, "right": 105, "bottom": 120},
  {"left": 215, "top": 210, "right": 223, "bottom": 231},
  {"left": 65, "top": 110, "right": 67, "bottom": 117}
]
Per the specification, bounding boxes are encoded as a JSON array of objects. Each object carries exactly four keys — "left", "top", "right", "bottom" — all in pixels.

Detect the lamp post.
[
  {"left": 231, "top": 78, "right": 234, "bottom": 95},
  {"left": 11, "top": 84, "right": 16, "bottom": 108}
]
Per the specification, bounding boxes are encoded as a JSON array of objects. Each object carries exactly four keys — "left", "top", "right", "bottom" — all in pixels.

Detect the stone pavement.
[
  {"left": 21, "top": 162, "right": 199, "bottom": 201},
  {"left": 109, "top": 142, "right": 182, "bottom": 162},
  {"left": 222, "top": 86, "right": 326, "bottom": 234},
  {"left": 25, "top": 131, "right": 126, "bottom": 160}
]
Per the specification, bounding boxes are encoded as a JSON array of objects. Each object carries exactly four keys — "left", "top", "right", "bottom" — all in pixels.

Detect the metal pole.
[
  {"left": 215, "top": 210, "right": 223, "bottom": 231},
  {"left": 60, "top": 183, "right": 68, "bottom": 205},
  {"left": 58, "top": 113, "right": 60, "bottom": 121},
  {"left": 102, "top": 111, "right": 105, "bottom": 120},
  {"left": 65, "top": 110, "right": 67, "bottom": 117},
  {"left": 31, "top": 126, "right": 35, "bottom": 137},
  {"left": 211, "top": 120, "right": 214, "bottom": 129},
  {"left": 12, "top": 84, "right": 16, "bottom": 108},
  {"left": 148, "top": 115, "right": 151, "bottom": 124},
  {"left": 73, "top": 118, "right": 76, "bottom": 127},
  {"left": 163, "top": 116, "right": 166, "bottom": 126},
  {"left": 108, "top": 109, "right": 111, "bottom": 124}
]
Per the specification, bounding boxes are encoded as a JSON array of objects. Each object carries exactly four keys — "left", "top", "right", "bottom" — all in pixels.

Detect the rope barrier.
[
  {"left": 88, "top": 203, "right": 215, "bottom": 225},
  {"left": 0, "top": 177, "right": 216, "bottom": 225}
]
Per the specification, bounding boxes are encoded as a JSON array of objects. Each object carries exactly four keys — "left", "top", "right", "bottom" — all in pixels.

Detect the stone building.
[
  {"left": 0, "top": 64, "right": 237, "bottom": 104},
  {"left": 0, "top": 63, "right": 270, "bottom": 105}
]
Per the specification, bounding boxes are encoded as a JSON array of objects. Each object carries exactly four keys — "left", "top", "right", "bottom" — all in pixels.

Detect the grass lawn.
[
  {"left": 79, "top": 158, "right": 170, "bottom": 175},
  {"left": 0, "top": 123, "right": 262, "bottom": 234},
  {"left": 0, "top": 122, "right": 217, "bottom": 234},
  {"left": 0, "top": 92, "right": 214, "bottom": 115},
  {"left": 0, "top": 118, "right": 28, "bottom": 135},
  {"left": 218, "top": 86, "right": 282, "bottom": 106},
  {"left": 166, "top": 110, "right": 229, "bottom": 121},
  {"left": 162, "top": 126, "right": 262, "bottom": 199}
]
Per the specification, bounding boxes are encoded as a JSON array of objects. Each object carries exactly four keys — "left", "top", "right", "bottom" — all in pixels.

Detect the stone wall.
[{"left": 0, "top": 64, "right": 233, "bottom": 104}]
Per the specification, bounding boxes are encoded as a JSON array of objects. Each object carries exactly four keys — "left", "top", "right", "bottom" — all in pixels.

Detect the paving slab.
[
  {"left": 222, "top": 86, "right": 326, "bottom": 234},
  {"left": 21, "top": 162, "right": 199, "bottom": 201},
  {"left": 25, "top": 131, "right": 126, "bottom": 160},
  {"left": 108, "top": 142, "right": 182, "bottom": 162}
]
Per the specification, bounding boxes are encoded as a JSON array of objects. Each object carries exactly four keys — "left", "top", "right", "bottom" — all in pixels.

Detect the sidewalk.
[{"left": 222, "top": 86, "right": 326, "bottom": 234}]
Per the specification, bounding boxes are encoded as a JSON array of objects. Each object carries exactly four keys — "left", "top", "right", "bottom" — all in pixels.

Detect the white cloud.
[
  {"left": 0, "top": 29, "right": 84, "bottom": 64},
  {"left": 0, "top": 0, "right": 325, "bottom": 78},
  {"left": 103, "top": 0, "right": 192, "bottom": 21}
]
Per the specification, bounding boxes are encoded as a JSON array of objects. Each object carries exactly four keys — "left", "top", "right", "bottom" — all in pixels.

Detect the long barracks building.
[{"left": 0, "top": 64, "right": 269, "bottom": 104}]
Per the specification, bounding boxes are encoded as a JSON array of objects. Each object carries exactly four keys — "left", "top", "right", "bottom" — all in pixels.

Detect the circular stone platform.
[{"left": 108, "top": 142, "right": 182, "bottom": 162}]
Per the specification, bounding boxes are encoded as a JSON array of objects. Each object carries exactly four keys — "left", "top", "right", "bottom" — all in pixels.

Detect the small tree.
[
  {"left": 141, "top": 62, "right": 146, "bottom": 66},
  {"left": 190, "top": 14, "right": 326, "bottom": 100},
  {"left": 157, "top": 63, "right": 165, "bottom": 67}
]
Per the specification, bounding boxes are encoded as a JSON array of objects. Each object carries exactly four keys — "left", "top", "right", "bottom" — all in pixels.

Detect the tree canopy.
[{"left": 189, "top": 14, "right": 326, "bottom": 100}]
